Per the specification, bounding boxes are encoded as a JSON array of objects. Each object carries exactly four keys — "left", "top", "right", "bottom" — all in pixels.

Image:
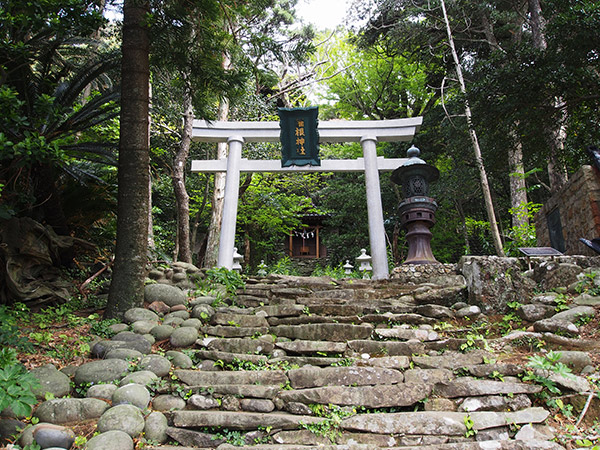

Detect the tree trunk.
[
  {"left": 508, "top": 130, "right": 529, "bottom": 228},
  {"left": 105, "top": 0, "right": 150, "bottom": 319},
  {"left": 528, "top": 0, "right": 568, "bottom": 193},
  {"left": 147, "top": 84, "right": 155, "bottom": 252},
  {"left": 204, "top": 52, "right": 232, "bottom": 268},
  {"left": 440, "top": 0, "right": 505, "bottom": 256},
  {"left": 172, "top": 73, "right": 193, "bottom": 263}
]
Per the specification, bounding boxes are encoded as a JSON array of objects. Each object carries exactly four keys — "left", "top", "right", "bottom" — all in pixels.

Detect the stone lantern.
[
  {"left": 257, "top": 260, "right": 267, "bottom": 277},
  {"left": 343, "top": 260, "right": 354, "bottom": 275},
  {"left": 232, "top": 247, "right": 244, "bottom": 273},
  {"left": 391, "top": 146, "right": 440, "bottom": 264},
  {"left": 356, "top": 249, "right": 373, "bottom": 279}
]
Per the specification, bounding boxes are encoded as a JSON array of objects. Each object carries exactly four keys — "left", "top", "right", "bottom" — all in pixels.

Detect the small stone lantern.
[
  {"left": 391, "top": 145, "right": 440, "bottom": 264},
  {"left": 356, "top": 249, "right": 373, "bottom": 279},
  {"left": 343, "top": 260, "right": 354, "bottom": 275},
  {"left": 257, "top": 260, "right": 267, "bottom": 277},
  {"left": 232, "top": 247, "right": 244, "bottom": 273}
]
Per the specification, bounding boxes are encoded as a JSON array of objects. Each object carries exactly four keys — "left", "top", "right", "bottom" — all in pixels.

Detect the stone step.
[
  {"left": 148, "top": 441, "right": 565, "bottom": 450},
  {"left": 275, "top": 340, "right": 347, "bottom": 355},
  {"left": 341, "top": 407, "right": 549, "bottom": 434},
  {"left": 277, "top": 382, "right": 432, "bottom": 408},
  {"left": 204, "top": 337, "right": 274, "bottom": 355},
  {"left": 211, "top": 312, "right": 269, "bottom": 328},
  {"left": 189, "top": 384, "right": 282, "bottom": 399},
  {"left": 175, "top": 369, "right": 287, "bottom": 386},
  {"left": 270, "top": 355, "right": 351, "bottom": 367},
  {"left": 192, "top": 349, "right": 268, "bottom": 364},
  {"left": 287, "top": 366, "right": 404, "bottom": 389},
  {"left": 374, "top": 326, "right": 440, "bottom": 341},
  {"left": 272, "top": 430, "right": 564, "bottom": 449},
  {"left": 201, "top": 325, "right": 269, "bottom": 338},
  {"left": 271, "top": 323, "right": 373, "bottom": 342},
  {"left": 171, "top": 410, "right": 323, "bottom": 430},
  {"left": 347, "top": 339, "right": 425, "bottom": 356}
]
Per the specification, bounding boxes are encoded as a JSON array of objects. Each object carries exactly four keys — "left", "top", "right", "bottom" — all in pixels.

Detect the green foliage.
[
  {"left": 498, "top": 301, "right": 523, "bottom": 335},
  {"left": 526, "top": 351, "right": 573, "bottom": 378},
  {"left": 312, "top": 263, "right": 359, "bottom": 279},
  {"left": 460, "top": 333, "right": 485, "bottom": 353},
  {"left": 464, "top": 415, "right": 477, "bottom": 438},
  {"left": 237, "top": 172, "right": 326, "bottom": 267},
  {"left": 575, "top": 438, "right": 600, "bottom": 449},
  {"left": 523, "top": 351, "right": 574, "bottom": 400},
  {"left": 0, "top": 348, "right": 40, "bottom": 417},
  {"left": 0, "top": 306, "right": 34, "bottom": 352},
  {"left": 214, "top": 357, "right": 298, "bottom": 372},
  {"left": 575, "top": 272, "right": 600, "bottom": 296},
  {"left": 269, "top": 257, "right": 300, "bottom": 276},
  {"left": 89, "top": 318, "right": 120, "bottom": 339},
  {"left": 331, "top": 358, "right": 355, "bottom": 367},
  {"left": 301, "top": 404, "right": 355, "bottom": 443},
  {"left": 205, "top": 268, "right": 245, "bottom": 297},
  {"left": 0, "top": 0, "right": 120, "bottom": 227},
  {"left": 504, "top": 202, "right": 542, "bottom": 256},
  {"left": 212, "top": 429, "right": 246, "bottom": 446},
  {"left": 554, "top": 294, "right": 570, "bottom": 312}
]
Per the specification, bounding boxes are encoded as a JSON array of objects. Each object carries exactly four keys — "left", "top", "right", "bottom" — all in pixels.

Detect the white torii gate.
[{"left": 191, "top": 117, "right": 422, "bottom": 280}]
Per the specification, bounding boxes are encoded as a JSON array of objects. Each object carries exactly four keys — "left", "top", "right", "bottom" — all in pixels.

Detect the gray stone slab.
[
  {"left": 341, "top": 407, "right": 549, "bottom": 434},
  {"left": 412, "top": 351, "right": 486, "bottom": 370},
  {"left": 206, "top": 337, "right": 274, "bottom": 355},
  {"left": 276, "top": 340, "right": 347, "bottom": 354},
  {"left": 166, "top": 427, "right": 223, "bottom": 447},
  {"left": 271, "top": 323, "right": 373, "bottom": 342},
  {"left": 359, "top": 355, "right": 410, "bottom": 370},
  {"left": 403, "top": 368, "right": 454, "bottom": 385},
  {"left": 434, "top": 377, "right": 542, "bottom": 398},
  {"left": 270, "top": 356, "right": 349, "bottom": 367},
  {"left": 174, "top": 369, "right": 287, "bottom": 387},
  {"left": 257, "top": 305, "right": 306, "bottom": 317},
  {"left": 277, "top": 383, "right": 432, "bottom": 408},
  {"left": 191, "top": 384, "right": 281, "bottom": 399},
  {"left": 287, "top": 366, "right": 403, "bottom": 389},
  {"left": 201, "top": 325, "right": 269, "bottom": 338},
  {"left": 347, "top": 339, "right": 425, "bottom": 356},
  {"left": 193, "top": 350, "right": 268, "bottom": 364},
  {"left": 374, "top": 327, "right": 439, "bottom": 341},
  {"left": 172, "top": 410, "right": 323, "bottom": 430},
  {"left": 211, "top": 312, "right": 269, "bottom": 328}
]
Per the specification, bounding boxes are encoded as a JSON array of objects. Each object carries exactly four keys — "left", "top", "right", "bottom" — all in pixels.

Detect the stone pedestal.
[{"left": 399, "top": 197, "right": 438, "bottom": 264}]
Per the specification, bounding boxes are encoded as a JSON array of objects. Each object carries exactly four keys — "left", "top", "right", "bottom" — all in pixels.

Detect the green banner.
[{"left": 278, "top": 107, "right": 320, "bottom": 167}]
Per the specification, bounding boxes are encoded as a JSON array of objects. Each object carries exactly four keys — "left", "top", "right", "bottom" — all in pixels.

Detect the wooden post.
[{"left": 316, "top": 226, "right": 320, "bottom": 259}]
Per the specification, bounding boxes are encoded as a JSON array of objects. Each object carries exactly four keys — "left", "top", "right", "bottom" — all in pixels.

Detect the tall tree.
[
  {"left": 528, "top": 0, "right": 568, "bottom": 192},
  {"left": 105, "top": 0, "right": 150, "bottom": 318},
  {"left": 439, "top": 0, "right": 504, "bottom": 256}
]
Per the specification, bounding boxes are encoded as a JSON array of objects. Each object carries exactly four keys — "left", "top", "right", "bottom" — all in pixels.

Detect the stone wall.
[{"left": 535, "top": 165, "right": 600, "bottom": 256}]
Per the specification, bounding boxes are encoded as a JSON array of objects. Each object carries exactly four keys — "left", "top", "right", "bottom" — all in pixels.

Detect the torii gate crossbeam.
[{"left": 191, "top": 117, "right": 423, "bottom": 280}]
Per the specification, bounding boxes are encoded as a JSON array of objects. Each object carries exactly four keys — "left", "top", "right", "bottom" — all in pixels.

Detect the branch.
[
  {"left": 274, "top": 62, "right": 357, "bottom": 99},
  {"left": 440, "top": 76, "right": 458, "bottom": 128}
]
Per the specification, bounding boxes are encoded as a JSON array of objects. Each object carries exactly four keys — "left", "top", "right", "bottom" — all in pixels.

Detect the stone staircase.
[{"left": 147, "top": 273, "right": 578, "bottom": 450}]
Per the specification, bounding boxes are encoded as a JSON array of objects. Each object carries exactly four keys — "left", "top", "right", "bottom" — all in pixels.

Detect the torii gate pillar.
[
  {"left": 361, "top": 135, "right": 388, "bottom": 279},
  {"left": 217, "top": 136, "right": 244, "bottom": 271}
]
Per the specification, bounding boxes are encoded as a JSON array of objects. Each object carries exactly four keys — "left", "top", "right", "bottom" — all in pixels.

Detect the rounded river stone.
[
  {"left": 74, "top": 359, "right": 129, "bottom": 385},
  {"left": 112, "top": 384, "right": 151, "bottom": 409},
  {"left": 97, "top": 404, "right": 145, "bottom": 437},
  {"left": 86, "top": 430, "right": 133, "bottom": 450}
]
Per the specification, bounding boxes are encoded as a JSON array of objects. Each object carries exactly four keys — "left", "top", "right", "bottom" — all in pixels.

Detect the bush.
[{"left": 0, "top": 348, "right": 40, "bottom": 417}]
